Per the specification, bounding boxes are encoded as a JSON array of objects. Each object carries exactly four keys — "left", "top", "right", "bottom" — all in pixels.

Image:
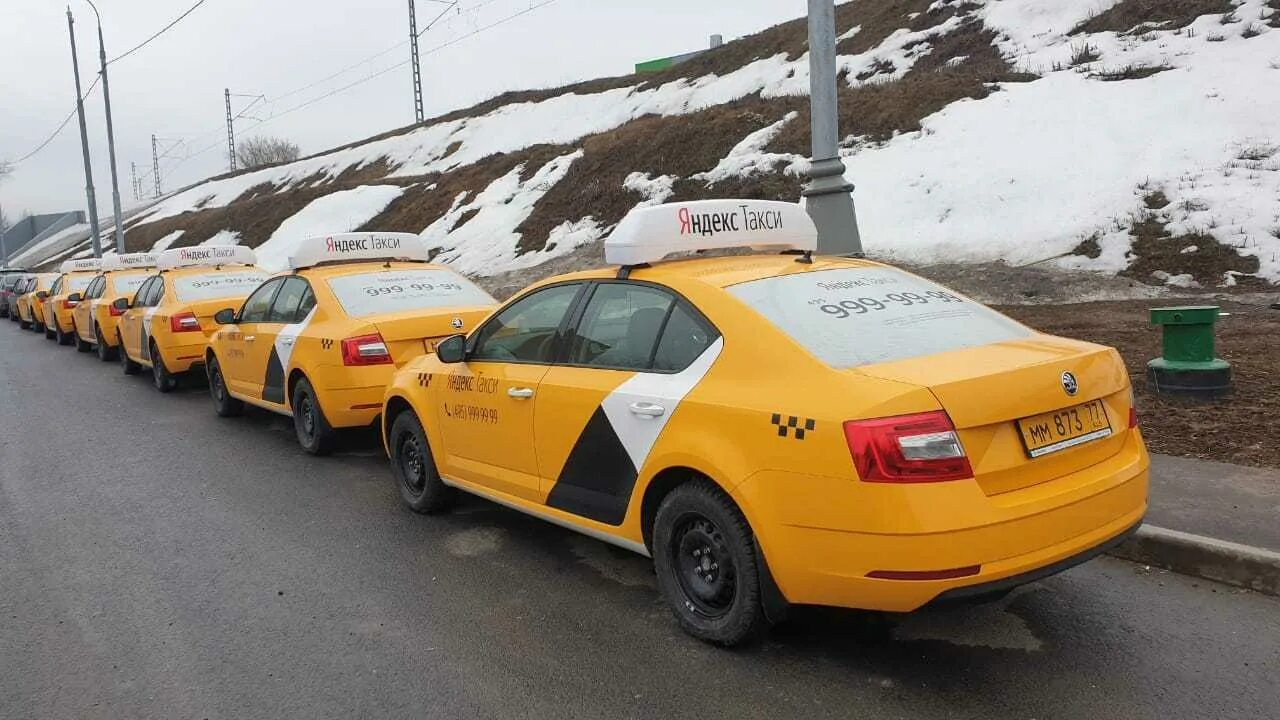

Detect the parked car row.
[{"left": 3, "top": 199, "right": 1151, "bottom": 646}]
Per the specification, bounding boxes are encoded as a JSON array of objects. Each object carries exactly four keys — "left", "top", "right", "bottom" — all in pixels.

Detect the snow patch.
[
  {"left": 693, "top": 111, "right": 805, "bottom": 184},
  {"left": 200, "top": 230, "right": 242, "bottom": 247},
  {"left": 255, "top": 184, "right": 406, "bottom": 271},
  {"left": 623, "top": 172, "right": 678, "bottom": 207},
  {"left": 150, "top": 230, "right": 185, "bottom": 252}
]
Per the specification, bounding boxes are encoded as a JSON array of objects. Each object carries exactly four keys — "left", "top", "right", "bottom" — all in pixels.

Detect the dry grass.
[
  {"left": 1070, "top": 43, "right": 1102, "bottom": 65},
  {"left": 1122, "top": 218, "right": 1261, "bottom": 287},
  {"left": 1091, "top": 63, "right": 1174, "bottom": 81},
  {"left": 1072, "top": 0, "right": 1235, "bottom": 35}
]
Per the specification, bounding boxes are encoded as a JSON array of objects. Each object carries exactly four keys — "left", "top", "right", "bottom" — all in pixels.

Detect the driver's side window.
[
  {"left": 239, "top": 278, "right": 283, "bottom": 323},
  {"left": 470, "top": 283, "right": 582, "bottom": 363},
  {"left": 84, "top": 276, "right": 105, "bottom": 300}
]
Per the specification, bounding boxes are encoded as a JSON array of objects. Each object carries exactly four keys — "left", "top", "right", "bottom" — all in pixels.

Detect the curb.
[{"left": 1108, "top": 524, "right": 1280, "bottom": 597}]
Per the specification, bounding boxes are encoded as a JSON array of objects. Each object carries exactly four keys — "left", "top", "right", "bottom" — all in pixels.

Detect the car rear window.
[
  {"left": 66, "top": 275, "right": 95, "bottom": 293},
  {"left": 726, "top": 266, "right": 1032, "bottom": 368},
  {"left": 173, "top": 270, "right": 270, "bottom": 303},
  {"left": 111, "top": 273, "right": 151, "bottom": 296},
  {"left": 326, "top": 268, "right": 495, "bottom": 318}
]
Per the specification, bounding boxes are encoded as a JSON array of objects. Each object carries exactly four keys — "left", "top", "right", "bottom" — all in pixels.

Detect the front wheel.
[
  {"left": 74, "top": 323, "right": 93, "bottom": 353},
  {"left": 56, "top": 321, "right": 73, "bottom": 345},
  {"left": 45, "top": 321, "right": 57, "bottom": 340},
  {"left": 292, "top": 377, "right": 335, "bottom": 456},
  {"left": 652, "top": 481, "right": 770, "bottom": 647},
  {"left": 207, "top": 356, "right": 244, "bottom": 417},
  {"left": 150, "top": 341, "right": 178, "bottom": 392},
  {"left": 388, "top": 410, "right": 455, "bottom": 514},
  {"left": 19, "top": 314, "right": 30, "bottom": 330},
  {"left": 95, "top": 326, "right": 118, "bottom": 361},
  {"left": 120, "top": 333, "right": 141, "bottom": 375}
]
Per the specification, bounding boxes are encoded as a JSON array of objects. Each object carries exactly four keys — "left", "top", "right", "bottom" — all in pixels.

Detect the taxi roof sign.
[
  {"left": 286, "top": 232, "right": 429, "bottom": 270},
  {"left": 157, "top": 245, "right": 257, "bottom": 270},
  {"left": 604, "top": 200, "right": 817, "bottom": 267},
  {"left": 59, "top": 258, "right": 103, "bottom": 274},
  {"left": 100, "top": 252, "right": 158, "bottom": 271}
]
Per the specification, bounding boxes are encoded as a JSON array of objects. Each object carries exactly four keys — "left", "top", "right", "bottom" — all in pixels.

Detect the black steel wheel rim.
[
  {"left": 212, "top": 367, "right": 226, "bottom": 401},
  {"left": 398, "top": 433, "right": 426, "bottom": 495},
  {"left": 670, "top": 514, "right": 736, "bottom": 618},
  {"left": 299, "top": 395, "right": 316, "bottom": 438}
]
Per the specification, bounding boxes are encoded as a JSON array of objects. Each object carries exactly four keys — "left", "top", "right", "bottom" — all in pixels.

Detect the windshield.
[
  {"left": 326, "top": 268, "right": 495, "bottom": 318},
  {"left": 173, "top": 269, "right": 270, "bottom": 303},
  {"left": 726, "top": 266, "right": 1032, "bottom": 368}
]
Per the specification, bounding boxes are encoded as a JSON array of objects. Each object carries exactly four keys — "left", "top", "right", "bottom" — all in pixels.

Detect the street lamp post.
[
  {"left": 803, "top": 0, "right": 863, "bottom": 256},
  {"left": 85, "top": 0, "right": 125, "bottom": 253},
  {"left": 66, "top": 7, "right": 103, "bottom": 259}
]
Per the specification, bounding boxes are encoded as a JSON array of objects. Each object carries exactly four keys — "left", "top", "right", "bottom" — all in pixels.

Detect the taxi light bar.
[
  {"left": 170, "top": 312, "right": 202, "bottom": 333},
  {"left": 604, "top": 199, "right": 818, "bottom": 266},
  {"left": 286, "top": 232, "right": 429, "bottom": 270},
  {"left": 60, "top": 258, "right": 102, "bottom": 274},
  {"left": 341, "top": 333, "right": 393, "bottom": 366},
  {"left": 157, "top": 246, "right": 257, "bottom": 270},
  {"left": 844, "top": 411, "right": 973, "bottom": 483}
]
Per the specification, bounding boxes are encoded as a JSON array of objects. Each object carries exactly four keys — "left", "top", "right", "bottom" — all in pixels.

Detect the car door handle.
[
  {"left": 507, "top": 387, "right": 534, "bottom": 399},
  {"left": 280, "top": 338, "right": 294, "bottom": 345},
  {"left": 244, "top": 335, "right": 256, "bottom": 342},
  {"left": 629, "top": 402, "right": 666, "bottom": 418}
]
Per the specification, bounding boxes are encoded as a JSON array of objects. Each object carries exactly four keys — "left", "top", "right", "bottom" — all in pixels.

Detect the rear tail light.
[
  {"left": 170, "top": 312, "right": 201, "bottom": 333},
  {"left": 108, "top": 303, "right": 126, "bottom": 317},
  {"left": 341, "top": 333, "right": 393, "bottom": 366},
  {"left": 844, "top": 410, "right": 973, "bottom": 483},
  {"left": 62, "top": 299, "right": 78, "bottom": 309},
  {"left": 1128, "top": 406, "right": 1139, "bottom": 429}
]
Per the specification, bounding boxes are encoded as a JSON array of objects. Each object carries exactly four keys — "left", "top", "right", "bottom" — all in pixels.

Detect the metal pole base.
[
  {"left": 804, "top": 156, "right": 863, "bottom": 257},
  {"left": 1147, "top": 359, "right": 1233, "bottom": 400}
]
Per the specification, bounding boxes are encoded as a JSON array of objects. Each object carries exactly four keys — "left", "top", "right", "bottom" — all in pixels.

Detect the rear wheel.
[
  {"left": 119, "top": 333, "right": 141, "bottom": 375},
  {"left": 74, "top": 323, "right": 93, "bottom": 353},
  {"left": 18, "top": 313, "right": 30, "bottom": 330},
  {"left": 95, "top": 326, "right": 118, "bottom": 361},
  {"left": 45, "top": 319, "right": 57, "bottom": 340},
  {"left": 389, "top": 410, "right": 454, "bottom": 514},
  {"left": 33, "top": 319, "right": 44, "bottom": 334},
  {"left": 207, "top": 356, "right": 244, "bottom": 417},
  {"left": 292, "top": 377, "right": 335, "bottom": 456},
  {"left": 652, "top": 480, "right": 770, "bottom": 647},
  {"left": 150, "top": 340, "right": 178, "bottom": 392}
]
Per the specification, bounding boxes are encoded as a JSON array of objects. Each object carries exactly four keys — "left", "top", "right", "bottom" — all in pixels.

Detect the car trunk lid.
[{"left": 370, "top": 306, "right": 493, "bottom": 366}]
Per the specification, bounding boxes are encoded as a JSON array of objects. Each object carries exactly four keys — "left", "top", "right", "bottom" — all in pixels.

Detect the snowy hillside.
[{"left": 47, "top": 0, "right": 1280, "bottom": 290}]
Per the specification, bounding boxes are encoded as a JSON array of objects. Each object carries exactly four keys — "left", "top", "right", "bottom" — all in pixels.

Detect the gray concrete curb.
[{"left": 1108, "top": 525, "right": 1280, "bottom": 597}]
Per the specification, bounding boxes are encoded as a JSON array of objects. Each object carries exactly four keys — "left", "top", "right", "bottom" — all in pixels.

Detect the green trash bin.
[{"left": 1147, "top": 306, "right": 1231, "bottom": 398}]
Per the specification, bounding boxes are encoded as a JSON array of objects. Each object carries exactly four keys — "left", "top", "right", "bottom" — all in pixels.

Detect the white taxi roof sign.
[
  {"left": 157, "top": 245, "right": 257, "bottom": 270},
  {"left": 100, "top": 252, "right": 158, "bottom": 271},
  {"left": 59, "top": 258, "right": 103, "bottom": 274},
  {"left": 604, "top": 199, "right": 817, "bottom": 267},
  {"left": 286, "top": 232, "right": 428, "bottom": 270}
]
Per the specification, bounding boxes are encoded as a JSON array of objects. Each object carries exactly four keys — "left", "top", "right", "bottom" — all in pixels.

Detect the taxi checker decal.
[
  {"left": 771, "top": 414, "right": 816, "bottom": 440},
  {"left": 545, "top": 337, "right": 724, "bottom": 526},
  {"left": 263, "top": 307, "right": 317, "bottom": 404}
]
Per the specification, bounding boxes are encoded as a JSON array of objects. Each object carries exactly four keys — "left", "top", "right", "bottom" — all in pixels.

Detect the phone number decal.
[{"left": 810, "top": 290, "right": 967, "bottom": 319}]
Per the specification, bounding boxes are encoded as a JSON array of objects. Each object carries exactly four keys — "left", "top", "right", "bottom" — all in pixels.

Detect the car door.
[
  {"left": 73, "top": 276, "right": 104, "bottom": 341},
  {"left": 533, "top": 282, "right": 722, "bottom": 526},
  {"left": 120, "top": 277, "right": 157, "bottom": 361},
  {"left": 221, "top": 278, "right": 283, "bottom": 398},
  {"left": 259, "top": 277, "right": 311, "bottom": 406},
  {"left": 43, "top": 276, "right": 64, "bottom": 330},
  {"left": 437, "top": 282, "right": 584, "bottom": 503}
]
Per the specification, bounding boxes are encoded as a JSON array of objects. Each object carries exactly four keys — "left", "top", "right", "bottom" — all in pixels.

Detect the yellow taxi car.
[
  {"left": 16, "top": 273, "right": 59, "bottom": 332},
  {"left": 379, "top": 200, "right": 1149, "bottom": 646},
  {"left": 70, "top": 253, "right": 157, "bottom": 361},
  {"left": 116, "top": 246, "right": 269, "bottom": 392},
  {"left": 205, "top": 233, "right": 497, "bottom": 454},
  {"left": 41, "top": 259, "right": 102, "bottom": 345}
]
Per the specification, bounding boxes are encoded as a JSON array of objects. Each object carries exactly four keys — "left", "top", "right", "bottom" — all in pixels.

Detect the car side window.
[
  {"left": 267, "top": 277, "right": 309, "bottom": 323},
  {"left": 470, "top": 284, "right": 582, "bottom": 363},
  {"left": 50, "top": 277, "right": 64, "bottom": 294},
  {"left": 151, "top": 278, "right": 166, "bottom": 306},
  {"left": 653, "top": 302, "right": 717, "bottom": 372},
  {"left": 239, "top": 278, "right": 283, "bottom": 323},
  {"left": 132, "top": 278, "right": 155, "bottom": 307},
  {"left": 85, "top": 276, "right": 105, "bottom": 299},
  {"left": 294, "top": 286, "right": 316, "bottom": 322},
  {"left": 569, "top": 283, "right": 675, "bottom": 371}
]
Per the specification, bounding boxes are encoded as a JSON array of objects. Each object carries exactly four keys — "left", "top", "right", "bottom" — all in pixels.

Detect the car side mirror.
[
  {"left": 67, "top": 292, "right": 82, "bottom": 303},
  {"left": 436, "top": 334, "right": 466, "bottom": 363},
  {"left": 213, "top": 308, "right": 236, "bottom": 325},
  {"left": 36, "top": 291, "right": 48, "bottom": 301},
  {"left": 111, "top": 298, "right": 129, "bottom": 312}
]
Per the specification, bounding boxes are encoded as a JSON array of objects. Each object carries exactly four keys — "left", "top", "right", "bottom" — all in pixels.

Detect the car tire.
[
  {"left": 56, "top": 322, "right": 73, "bottom": 345},
  {"left": 150, "top": 340, "right": 178, "bottom": 392},
  {"left": 207, "top": 356, "right": 244, "bottom": 417},
  {"left": 119, "top": 333, "right": 141, "bottom": 375},
  {"left": 33, "top": 320, "right": 44, "bottom": 334},
  {"left": 95, "top": 325, "right": 118, "bottom": 362},
  {"left": 45, "top": 321, "right": 57, "bottom": 340},
  {"left": 74, "top": 323, "right": 93, "bottom": 353},
  {"left": 292, "top": 377, "right": 336, "bottom": 456},
  {"left": 652, "top": 480, "right": 770, "bottom": 647},
  {"left": 388, "top": 410, "right": 455, "bottom": 514},
  {"left": 19, "top": 315, "right": 30, "bottom": 330}
]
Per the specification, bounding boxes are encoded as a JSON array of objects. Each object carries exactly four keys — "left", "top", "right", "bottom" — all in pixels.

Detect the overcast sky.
[{"left": 0, "top": 0, "right": 806, "bottom": 219}]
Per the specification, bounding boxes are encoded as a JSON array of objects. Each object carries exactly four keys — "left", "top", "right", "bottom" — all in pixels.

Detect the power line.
[
  {"left": 108, "top": 0, "right": 208, "bottom": 65},
  {"left": 10, "top": 75, "right": 101, "bottom": 164}
]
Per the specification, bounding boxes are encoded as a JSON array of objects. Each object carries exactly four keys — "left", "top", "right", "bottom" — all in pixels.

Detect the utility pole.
[
  {"left": 151, "top": 134, "right": 162, "bottom": 197},
  {"left": 87, "top": 0, "right": 124, "bottom": 250},
  {"left": 408, "top": 0, "right": 425, "bottom": 123},
  {"left": 130, "top": 161, "right": 139, "bottom": 201},
  {"left": 225, "top": 88, "right": 237, "bottom": 171},
  {"left": 67, "top": 7, "right": 103, "bottom": 258},
  {"left": 804, "top": 0, "right": 862, "bottom": 256}
]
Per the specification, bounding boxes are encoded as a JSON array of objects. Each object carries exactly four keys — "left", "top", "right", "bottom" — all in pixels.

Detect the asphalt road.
[{"left": 2, "top": 322, "right": 1278, "bottom": 720}]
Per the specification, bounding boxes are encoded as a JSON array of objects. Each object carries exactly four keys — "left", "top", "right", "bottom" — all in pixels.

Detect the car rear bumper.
[
  {"left": 162, "top": 341, "right": 211, "bottom": 373},
  {"left": 317, "top": 385, "right": 385, "bottom": 428},
  {"left": 736, "top": 435, "right": 1149, "bottom": 612}
]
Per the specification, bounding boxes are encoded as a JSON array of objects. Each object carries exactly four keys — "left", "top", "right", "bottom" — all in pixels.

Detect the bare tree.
[{"left": 235, "top": 136, "right": 301, "bottom": 169}]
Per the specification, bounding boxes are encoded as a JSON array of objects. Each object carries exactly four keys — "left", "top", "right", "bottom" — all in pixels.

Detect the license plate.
[{"left": 1017, "top": 399, "right": 1112, "bottom": 458}]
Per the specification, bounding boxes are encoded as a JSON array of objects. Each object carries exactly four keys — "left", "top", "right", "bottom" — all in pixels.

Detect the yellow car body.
[
  {"left": 205, "top": 233, "right": 497, "bottom": 454},
  {"left": 43, "top": 259, "right": 103, "bottom": 345},
  {"left": 71, "top": 253, "right": 158, "bottom": 360},
  {"left": 380, "top": 200, "right": 1149, "bottom": 645},
  {"left": 118, "top": 246, "right": 271, "bottom": 391},
  {"left": 16, "top": 273, "right": 57, "bottom": 330}
]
